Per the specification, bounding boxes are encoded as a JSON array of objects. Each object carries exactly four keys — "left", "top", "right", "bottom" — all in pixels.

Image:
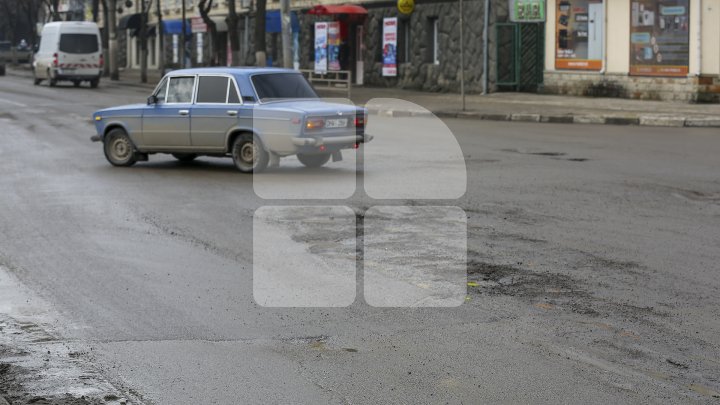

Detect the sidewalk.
[{"left": 8, "top": 66, "right": 720, "bottom": 127}]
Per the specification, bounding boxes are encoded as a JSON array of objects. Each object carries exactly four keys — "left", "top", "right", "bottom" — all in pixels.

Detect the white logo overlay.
[{"left": 252, "top": 98, "right": 467, "bottom": 307}]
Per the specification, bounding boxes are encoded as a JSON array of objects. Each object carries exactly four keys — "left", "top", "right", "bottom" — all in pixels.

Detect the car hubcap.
[
  {"left": 240, "top": 142, "right": 257, "bottom": 167},
  {"left": 111, "top": 137, "right": 130, "bottom": 161}
]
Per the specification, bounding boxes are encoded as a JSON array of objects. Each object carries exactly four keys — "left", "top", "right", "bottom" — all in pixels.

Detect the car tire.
[
  {"left": 103, "top": 128, "right": 137, "bottom": 167},
  {"left": 232, "top": 133, "right": 268, "bottom": 173},
  {"left": 172, "top": 153, "right": 198, "bottom": 162},
  {"left": 73, "top": 80, "right": 81, "bottom": 87},
  {"left": 48, "top": 69, "right": 57, "bottom": 87},
  {"left": 90, "top": 78, "right": 99, "bottom": 88},
  {"left": 33, "top": 77, "right": 41, "bottom": 85},
  {"left": 297, "top": 153, "right": 332, "bottom": 168},
  {"left": 0, "top": 65, "right": 6, "bottom": 76}
]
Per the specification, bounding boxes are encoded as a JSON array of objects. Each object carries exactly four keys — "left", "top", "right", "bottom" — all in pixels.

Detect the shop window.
[
  {"left": 555, "top": 0, "right": 604, "bottom": 71},
  {"left": 629, "top": 0, "right": 689, "bottom": 77}
]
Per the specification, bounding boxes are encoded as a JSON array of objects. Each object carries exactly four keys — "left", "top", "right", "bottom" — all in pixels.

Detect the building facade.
[{"left": 543, "top": 0, "right": 720, "bottom": 102}]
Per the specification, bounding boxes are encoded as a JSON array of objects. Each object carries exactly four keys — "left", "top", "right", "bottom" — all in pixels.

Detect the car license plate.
[{"left": 325, "top": 118, "right": 347, "bottom": 128}]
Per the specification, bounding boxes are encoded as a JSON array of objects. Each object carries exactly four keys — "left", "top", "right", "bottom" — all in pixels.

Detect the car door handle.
[
  {"left": 226, "top": 110, "right": 238, "bottom": 116},
  {"left": 179, "top": 109, "right": 189, "bottom": 116}
]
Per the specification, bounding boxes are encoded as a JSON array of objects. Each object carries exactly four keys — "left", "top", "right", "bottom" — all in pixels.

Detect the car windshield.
[
  {"left": 251, "top": 73, "right": 318, "bottom": 101},
  {"left": 59, "top": 34, "right": 98, "bottom": 54}
]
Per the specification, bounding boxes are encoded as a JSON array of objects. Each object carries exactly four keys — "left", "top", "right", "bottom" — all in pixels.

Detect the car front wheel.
[
  {"left": 232, "top": 134, "right": 268, "bottom": 173},
  {"left": 103, "top": 128, "right": 137, "bottom": 167},
  {"left": 297, "top": 153, "right": 331, "bottom": 168}
]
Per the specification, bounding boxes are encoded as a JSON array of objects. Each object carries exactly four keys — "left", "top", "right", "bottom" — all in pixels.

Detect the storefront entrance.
[{"left": 496, "top": 22, "right": 545, "bottom": 92}]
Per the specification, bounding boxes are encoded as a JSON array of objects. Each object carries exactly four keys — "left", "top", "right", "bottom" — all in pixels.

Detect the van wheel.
[
  {"left": 48, "top": 70, "right": 57, "bottom": 87},
  {"left": 90, "top": 78, "right": 99, "bottom": 88},
  {"left": 33, "top": 77, "right": 41, "bottom": 85},
  {"left": 103, "top": 128, "right": 137, "bottom": 167},
  {"left": 73, "top": 80, "right": 81, "bottom": 87},
  {"left": 232, "top": 134, "right": 268, "bottom": 173},
  {"left": 172, "top": 153, "right": 197, "bottom": 162},
  {"left": 297, "top": 153, "right": 331, "bottom": 168}
]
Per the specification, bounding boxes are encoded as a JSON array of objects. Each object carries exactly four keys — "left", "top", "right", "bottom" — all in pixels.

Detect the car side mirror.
[{"left": 147, "top": 95, "right": 158, "bottom": 105}]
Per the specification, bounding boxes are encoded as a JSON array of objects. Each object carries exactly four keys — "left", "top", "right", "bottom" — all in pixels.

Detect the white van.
[{"left": 33, "top": 22, "right": 102, "bottom": 88}]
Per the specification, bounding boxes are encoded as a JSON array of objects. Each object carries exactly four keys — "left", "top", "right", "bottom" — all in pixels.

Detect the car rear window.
[
  {"left": 251, "top": 73, "right": 318, "bottom": 101},
  {"left": 59, "top": 34, "right": 98, "bottom": 54}
]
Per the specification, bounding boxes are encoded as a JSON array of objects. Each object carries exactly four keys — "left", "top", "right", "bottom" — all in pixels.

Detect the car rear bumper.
[{"left": 291, "top": 133, "right": 373, "bottom": 147}]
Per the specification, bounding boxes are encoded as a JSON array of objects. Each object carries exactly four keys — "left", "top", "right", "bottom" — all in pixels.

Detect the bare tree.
[
  {"left": 42, "top": 0, "right": 61, "bottom": 22},
  {"left": 226, "top": 0, "right": 240, "bottom": 66},
  {"left": 197, "top": 0, "right": 218, "bottom": 66},
  {"left": 156, "top": 0, "right": 164, "bottom": 73},
  {"left": 0, "top": 0, "right": 19, "bottom": 63},
  {"left": 254, "top": 0, "right": 266, "bottom": 67},
  {"left": 18, "top": 0, "right": 43, "bottom": 46},
  {"left": 101, "top": 0, "right": 110, "bottom": 76}
]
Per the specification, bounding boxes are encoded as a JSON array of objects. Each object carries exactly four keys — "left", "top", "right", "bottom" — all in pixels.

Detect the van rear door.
[{"left": 57, "top": 31, "right": 101, "bottom": 76}]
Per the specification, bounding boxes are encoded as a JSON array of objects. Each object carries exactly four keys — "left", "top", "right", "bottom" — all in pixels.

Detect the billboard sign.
[
  {"left": 382, "top": 18, "right": 398, "bottom": 77},
  {"left": 314, "top": 22, "right": 328, "bottom": 74},
  {"left": 629, "top": 0, "right": 689, "bottom": 76}
]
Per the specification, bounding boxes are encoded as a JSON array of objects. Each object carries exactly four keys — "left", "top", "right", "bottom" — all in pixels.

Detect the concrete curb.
[{"left": 370, "top": 109, "right": 720, "bottom": 128}]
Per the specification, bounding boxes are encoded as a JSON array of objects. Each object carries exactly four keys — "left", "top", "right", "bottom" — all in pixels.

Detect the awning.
[
  {"left": 266, "top": 10, "right": 300, "bottom": 33},
  {"left": 118, "top": 13, "right": 142, "bottom": 30},
  {"left": 162, "top": 19, "right": 192, "bottom": 35},
  {"left": 306, "top": 4, "right": 368, "bottom": 15}
]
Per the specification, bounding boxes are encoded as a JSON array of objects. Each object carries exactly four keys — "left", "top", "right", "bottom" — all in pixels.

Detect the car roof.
[{"left": 166, "top": 67, "right": 298, "bottom": 76}]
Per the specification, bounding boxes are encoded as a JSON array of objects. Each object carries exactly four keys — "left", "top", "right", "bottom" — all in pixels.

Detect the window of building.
[
  {"left": 425, "top": 17, "right": 439, "bottom": 64},
  {"left": 629, "top": 0, "right": 689, "bottom": 76},
  {"left": 555, "top": 0, "right": 604, "bottom": 70},
  {"left": 398, "top": 18, "right": 411, "bottom": 64}
]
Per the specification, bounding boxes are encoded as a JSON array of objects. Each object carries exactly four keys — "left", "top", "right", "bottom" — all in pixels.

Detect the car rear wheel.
[
  {"left": 103, "top": 128, "right": 137, "bottom": 167},
  {"left": 297, "top": 153, "right": 331, "bottom": 168},
  {"left": 48, "top": 70, "right": 56, "bottom": 87},
  {"left": 232, "top": 134, "right": 268, "bottom": 173},
  {"left": 172, "top": 153, "right": 197, "bottom": 162},
  {"left": 90, "top": 78, "right": 99, "bottom": 88},
  {"left": 73, "top": 80, "right": 81, "bottom": 87}
]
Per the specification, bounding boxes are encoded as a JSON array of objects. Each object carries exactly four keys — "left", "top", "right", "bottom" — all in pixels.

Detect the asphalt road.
[{"left": 1, "top": 74, "right": 720, "bottom": 404}]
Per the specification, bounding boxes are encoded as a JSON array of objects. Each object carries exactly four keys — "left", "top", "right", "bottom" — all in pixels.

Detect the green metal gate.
[{"left": 496, "top": 22, "right": 545, "bottom": 92}]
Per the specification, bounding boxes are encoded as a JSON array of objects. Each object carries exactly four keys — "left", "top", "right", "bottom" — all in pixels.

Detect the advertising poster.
[
  {"left": 629, "top": 0, "right": 689, "bottom": 77},
  {"left": 327, "top": 22, "right": 341, "bottom": 71},
  {"left": 382, "top": 18, "right": 398, "bottom": 77},
  {"left": 555, "top": 0, "right": 603, "bottom": 70},
  {"left": 510, "top": 0, "right": 546, "bottom": 23},
  {"left": 314, "top": 22, "right": 328, "bottom": 74}
]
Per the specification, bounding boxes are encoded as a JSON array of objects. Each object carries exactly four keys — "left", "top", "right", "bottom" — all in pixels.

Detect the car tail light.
[
  {"left": 99, "top": 54, "right": 104, "bottom": 68},
  {"left": 52, "top": 53, "right": 58, "bottom": 67},
  {"left": 354, "top": 115, "right": 365, "bottom": 127},
  {"left": 305, "top": 118, "right": 324, "bottom": 131}
]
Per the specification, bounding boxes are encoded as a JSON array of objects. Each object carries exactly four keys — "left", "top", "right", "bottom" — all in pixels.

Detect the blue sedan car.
[{"left": 91, "top": 67, "right": 370, "bottom": 173}]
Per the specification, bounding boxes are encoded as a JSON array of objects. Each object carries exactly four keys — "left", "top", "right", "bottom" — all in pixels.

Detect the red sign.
[{"left": 191, "top": 17, "right": 207, "bottom": 33}]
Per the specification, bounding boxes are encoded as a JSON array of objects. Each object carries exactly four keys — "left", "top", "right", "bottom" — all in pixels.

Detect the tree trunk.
[
  {"left": 108, "top": 0, "right": 119, "bottom": 80},
  {"left": 254, "top": 0, "right": 266, "bottom": 67},
  {"left": 198, "top": 0, "right": 218, "bottom": 66},
  {"left": 227, "top": 0, "right": 240, "bottom": 66},
  {"left": 157, "top": 0, "right": 164, "bottom": 74},
  {"left": 140, "top": 2, "right": 148, "bottom": 83},
  {"left": 101, "top": 0, "right": 110, "bottom": 77},
  {"left": 279, "top": 0, "right": 291, "bottom": 68}
]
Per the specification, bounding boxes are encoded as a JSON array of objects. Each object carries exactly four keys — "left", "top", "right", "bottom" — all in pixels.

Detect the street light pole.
[{"left": 459, "top": 0, "right": 465, "bottom": 111}]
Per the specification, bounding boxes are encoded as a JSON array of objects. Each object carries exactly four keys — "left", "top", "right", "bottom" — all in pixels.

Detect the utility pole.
[
  {"left": 181, "top": 0, "right": 186, "bottom": 68},
  {"left": 279, "top": 0, "right": 291, "bottom": 68},
  {"left": 459, "top": 0, "right": 465, "bottom": 110}
]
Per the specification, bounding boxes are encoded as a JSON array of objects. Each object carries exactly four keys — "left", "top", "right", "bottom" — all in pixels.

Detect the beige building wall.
[{"left": 545, "top": 0, "right": 718, "bottom": 76}]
